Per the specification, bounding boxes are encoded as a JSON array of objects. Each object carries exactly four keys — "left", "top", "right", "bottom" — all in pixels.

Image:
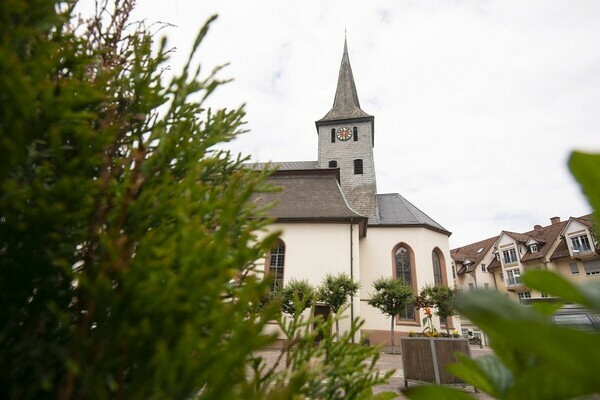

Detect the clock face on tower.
[{"left": 336, "top": 127, "right": 352, "bottom": 141}]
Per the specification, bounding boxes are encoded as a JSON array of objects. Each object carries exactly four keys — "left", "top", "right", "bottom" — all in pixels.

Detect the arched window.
[
  {"left": 432, "top": 247, "right": 451, "bottom": 327},
  {"left": 353, "top": 126, "right": 358, "bottom": 141},
  {"left": 394, "top": 245, "right": 415, "bottom": 320},
  {"left": 267, "top": 240, "right": 285, "bottom": 290},
  {"left": 328, "top": 160, "right": 337, "bottom": 168},
  {"left": 432, "top": 251, "right": 443, "bottom": 286},
  {"left": 353, "top": 159, "right": 363, "bottom": 175},
  {"left": 331, "top": 128, "right": 335, "bottom": 143}
]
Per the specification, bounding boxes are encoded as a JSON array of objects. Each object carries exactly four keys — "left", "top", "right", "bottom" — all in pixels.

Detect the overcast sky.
[{"left": 123, "top": 1, "right": 600, "bottom": 248}]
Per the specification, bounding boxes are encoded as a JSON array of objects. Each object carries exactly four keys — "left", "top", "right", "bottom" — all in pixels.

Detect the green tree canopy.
[
  {"left": 368, "top": 277, "right": 412, "bottom": 353},
  {"left": 280, "top": 279, "right": 316, "bottom": 316},
  {"left": 413, "top": 284, "right": 458, "bottom": 334},
  {"left": 319, "top": 273, "right": 360, "bottom": 337}
]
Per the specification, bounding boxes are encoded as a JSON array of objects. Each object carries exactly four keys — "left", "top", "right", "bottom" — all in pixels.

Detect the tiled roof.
[
  {"left": 487, "top": 258, "right": 501, "bottom": 270},
  {"left": 246, "top": 161, "right": 319, "bottom": 171},
  {"left": 451, "top": 236, "right": 499, "bottom": 270},
  {"left": 370, "top": 193, "right": 451, "bottom": 235},
  {"left": 519, "top": 220, "right": 567, "bottom": 262},
  {"left": 317, "top": 38, "right": 372, "bottom": 123},
  {"left": 504, "top": 231, "right": 531, "bottom": 244},
  {"left": 251, "top": 170, "right": 367, "bottom": 234},
  {"left": 549, "top": 240, "right": 570, "bottom": 260},
  {"left": 549, "top": 214, "right": 597, "bottom": 260}
]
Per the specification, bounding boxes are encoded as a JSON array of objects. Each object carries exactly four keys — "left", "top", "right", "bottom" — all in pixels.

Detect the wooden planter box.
[{"left": 401, "top": 337, "right": 471, "bottom": 386}]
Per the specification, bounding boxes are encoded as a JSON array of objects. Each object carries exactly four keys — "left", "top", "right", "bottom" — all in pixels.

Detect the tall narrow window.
[
  {"left": 267, "top": 241, "right": 285, "bottom": 290},
  {"left": 353, "top": 126, "right": 358, "bottom": 141},
  {"left": 395, "top": 246, "right": 414, "bottom": 319},
  {"left": 432, "top": 251, "right": 442, "bottom": 286},
  {"left": 328, "top": 160, "right": 337, "bottom": 168},
  {"left": 331, "top": 128, "right": 335, "bottom": 143},
  {"left": 353, "top": 159, "right": 363, "bottom": 175}
]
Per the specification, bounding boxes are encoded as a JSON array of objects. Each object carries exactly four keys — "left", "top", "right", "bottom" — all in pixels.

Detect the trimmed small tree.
[
  {"left": 413, "top": 285, "right": 458, "bottom": 335},
  {"left": 280, "top": 279, "right": 316, "bottom": 317},
  {"left": 368, "top": 277, "right": 413, "bottom": 354},
  {"left": 318, "top": 273, "right": 360, "bottom": 338}
]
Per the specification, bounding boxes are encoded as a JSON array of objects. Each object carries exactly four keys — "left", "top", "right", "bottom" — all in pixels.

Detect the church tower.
[{"left": 315, "top": 38, "right": 377, "bottom": 218}]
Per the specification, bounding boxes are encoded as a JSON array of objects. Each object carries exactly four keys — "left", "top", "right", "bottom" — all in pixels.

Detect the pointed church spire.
[{"left": 318, "top": 36, "right": 371, "bottom": 122}]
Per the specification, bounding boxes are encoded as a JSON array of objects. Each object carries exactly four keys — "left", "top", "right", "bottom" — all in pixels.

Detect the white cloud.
[{"left": 120, "top": 0, "right": 599, "bottom": 247}]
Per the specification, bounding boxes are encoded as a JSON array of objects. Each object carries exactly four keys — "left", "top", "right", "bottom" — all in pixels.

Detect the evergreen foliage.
[
  {"left": 368, "top": 277, "right": 413, "bottom": 353},
  {"left": 0, "top": 1, "right": 274, "bottom": 398},
  {"left": 318, "top": 272, "right": 360, "bottom": 337},
  {"left": 413, "top": 285, "right": 458, "bottom": 334},
  {"left": 280, "top": 279, "right": 316, "bottom": 317},
  {"left": 0, "top": 1, "right": 402, "bottom": 398},
  {"left": 250, "top": 308, "right": 395, "bottom": 400}
]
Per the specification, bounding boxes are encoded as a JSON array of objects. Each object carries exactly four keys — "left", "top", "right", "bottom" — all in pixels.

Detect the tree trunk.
[
  {"left": 391, "top": 316, "right": 395, "bottom": 354},
  {"left": 336, "top": 318, "right": 340, "bottom": 340}
]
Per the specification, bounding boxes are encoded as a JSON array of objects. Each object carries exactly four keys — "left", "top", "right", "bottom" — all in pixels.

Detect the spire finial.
[{"left": 343, "top": 29, "right": 348, "bottom": 56}]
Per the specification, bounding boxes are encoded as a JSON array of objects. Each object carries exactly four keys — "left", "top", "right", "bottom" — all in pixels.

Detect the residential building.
[
  {"left": 250, "top": 39, "right": 459, "bottom": 345},
  {"left": 451, "top": 214, "right": 599, "bottom": 343}
]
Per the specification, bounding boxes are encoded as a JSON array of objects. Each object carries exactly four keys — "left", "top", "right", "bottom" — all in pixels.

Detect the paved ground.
[
  {"left": 256, "top": 345, "right": 494, "bottom": 399},
  {"left": 370, "top": 347, "right": 494, "bottom": 399}
]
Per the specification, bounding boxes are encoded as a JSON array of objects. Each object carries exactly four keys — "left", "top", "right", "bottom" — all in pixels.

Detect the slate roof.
[
  {"left": 370, "top": 193, "right": 451, "bottom": 235},
  {"left": 451, "top": 236, "right": 499, "bottom": 273},
  {"left": 247, "top": 161, "right": 319, "bottom": 171},
  {"left": 317, "top": 38, "right": 372, "bottom": 123},
  {"left": 250, "top": 169, "right": 367, "bottom": 235}
]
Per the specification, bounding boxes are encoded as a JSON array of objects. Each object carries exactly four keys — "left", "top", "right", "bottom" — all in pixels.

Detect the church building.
[{"left": 252, "top": 39, "right": 458, "bottom": 345}]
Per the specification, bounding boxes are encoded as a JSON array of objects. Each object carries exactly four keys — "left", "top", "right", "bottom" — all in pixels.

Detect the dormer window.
[
  {"left": 530, "top": 244, "right": 538, "bottom": 253},
  {"left": 571, "top": 234, "right": 592, "bottom": 254}
]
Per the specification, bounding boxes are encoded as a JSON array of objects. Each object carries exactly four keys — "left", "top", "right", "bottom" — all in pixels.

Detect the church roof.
[
  {"left": 247, "top": 161, "right": 318, "bottom": 171},
  {"left": 317, "top": 38, "right": 372, "bottom": 123},
  {"left": 370, "top": 193, "right": 451, "bottom": 236},
  {"left": 250, "top": 169, "right": 367, "bottom": 236}
]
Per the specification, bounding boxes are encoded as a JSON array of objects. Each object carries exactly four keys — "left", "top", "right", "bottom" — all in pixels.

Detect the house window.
[
  {"left": 452, "top": 265, "right": 456, "bottom": 279},
  {"left": 395, "top": 245, "right": 414, "bottom": 320},
  {"left": 353, "top": 159, "right": 363, "bottom": 175},
  {"left": 432, "top": 251, "right": 442, "bottom": 286},
  {"left": 484, "top": 283, "right": 490, "bottom": 289},
  {"left": 267, "top": 240, "right": 285, "bottom": 290},
  {"left": 530, "top": 244, "right": 538, "bottom": 253},
  {"left": 331, "top": 128, "right": 335, "bottom": 143},
  {"left": 571, "top": 234, "right": 592, "bottom": 254},
  {"left": 505, "top": 268, "right": 522, "bottom": 286},
  {"left": 353, "top": 126, "right": 358, "bottom": 141},
  {"left": 583, "top": 259, "right": 600, "bottom": 276},
  {"left": 468, "top": 283, "right": 474, "bottom": 290},
  {"left": 328, "top": 160, "right": 337, "bottom": 168},
  {"left": 502, "top": 248, "right": 518, "bottom": 265},
  {"left": 569, "top": 262, "right": 579, "bottom": 275},
  {"left": 481, "top": 264, "right": 487, "bottom": 272},
  {"left": 518, "top": 291, "right": 531, "bottom": 300}
]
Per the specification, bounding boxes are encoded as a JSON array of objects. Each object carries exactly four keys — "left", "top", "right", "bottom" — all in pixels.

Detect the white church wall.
[
  {"left": 358, "top": 226, "right": 460, "bottom": 345},
  {"left": 258, "top": 221, "right": 362, "bottom": 339}
]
